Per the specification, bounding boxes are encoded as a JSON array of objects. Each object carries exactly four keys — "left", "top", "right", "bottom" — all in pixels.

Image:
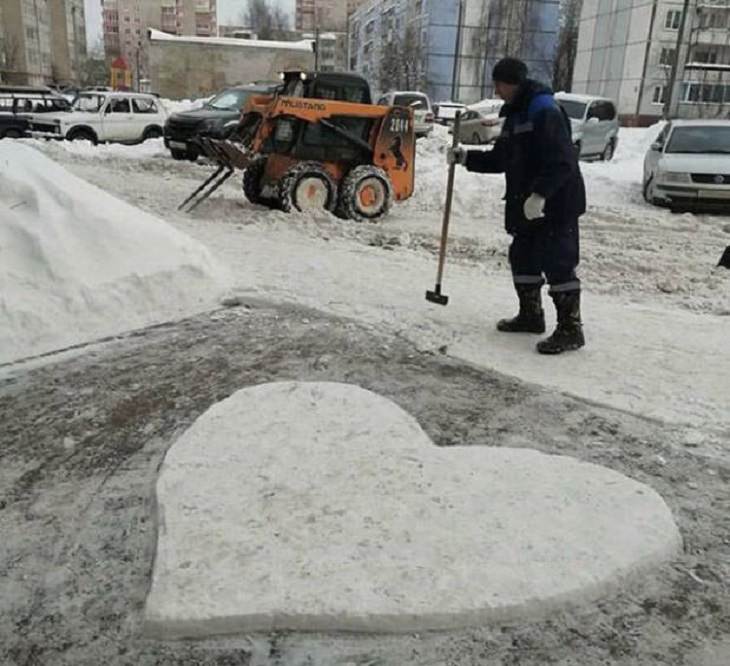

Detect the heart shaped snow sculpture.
[{"left": 144, "top": 382, "right": 680, "bottom": 638}]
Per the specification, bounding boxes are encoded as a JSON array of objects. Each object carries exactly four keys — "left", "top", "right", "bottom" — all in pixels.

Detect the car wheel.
[
  {"left": 601, "top": 139, "right": 615, "bottom": 161},
  {"left": 170, "top": 149, "right": 187, "bottom": 160},
  {"left": 472, "top": 132, "right": 481, "bottom": 145},
  {"left": 143, "top": 126, "right": 163, "bottom": 141},
  {"left": 1, "top": 128, "right": 23, "bottom": 139},
  {"left": 642, "top": 175, "right": 663, "bottom": 206},
  {"left": 67, "top": 128, "right": 97, "bottom": 144}
]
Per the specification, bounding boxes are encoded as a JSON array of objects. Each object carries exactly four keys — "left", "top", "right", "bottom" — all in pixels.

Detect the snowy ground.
[{"left": 1, "top": 126, "right": 729, "bottom": 664}]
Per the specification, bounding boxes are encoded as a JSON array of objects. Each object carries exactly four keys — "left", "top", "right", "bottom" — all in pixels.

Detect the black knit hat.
[{"left": 492, "top": 57, "right": 528, "bottom": 85}]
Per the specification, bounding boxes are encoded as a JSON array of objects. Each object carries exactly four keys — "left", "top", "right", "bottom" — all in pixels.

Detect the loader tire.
[
  {"left": 339, "top": 165, "right": 392, "bottom": 222},
  {"left": 242, "top": 155, "right": 271, "bottom": 206},
  {"left": 279, "top": 161, "right": 337, "bottom": 213}
]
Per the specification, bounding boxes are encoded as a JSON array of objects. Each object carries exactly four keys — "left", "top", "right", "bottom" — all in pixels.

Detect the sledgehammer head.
[{"left": 426, "top": 285, "right": 449, "bottom": 306}]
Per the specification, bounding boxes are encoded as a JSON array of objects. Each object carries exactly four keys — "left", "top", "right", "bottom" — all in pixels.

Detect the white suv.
[
  {"left": 378, "top": 91, "right": 434, "bottom": 138},
  {"left": 27, "top": 91, "right": 168, "bottom": 144},
  {"left": 555, "top": 92, "right": 619, "bottom": 161}
]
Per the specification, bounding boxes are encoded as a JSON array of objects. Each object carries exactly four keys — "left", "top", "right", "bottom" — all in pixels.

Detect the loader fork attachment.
[{"left": 178, "top": 137, "right": 252, "bottom": 213}]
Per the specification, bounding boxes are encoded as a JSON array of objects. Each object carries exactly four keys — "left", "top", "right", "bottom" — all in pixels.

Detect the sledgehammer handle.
[{"left": 434, "top": 112, "right": 462, "bottom": 288}]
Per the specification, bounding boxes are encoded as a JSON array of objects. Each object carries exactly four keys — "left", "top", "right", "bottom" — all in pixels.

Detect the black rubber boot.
[
  {"left": 537, "top": 290, "right": 585, "bottom": 354},
  {"left": 497, "top": 284, "right": 546, "bottom": 334}
]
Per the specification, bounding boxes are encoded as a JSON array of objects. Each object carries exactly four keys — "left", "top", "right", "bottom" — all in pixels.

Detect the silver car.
[
  {"left": 555, "top": 92, "right": 619, "bottom": 161},
  {"left": 643, "top": 120, "right": 730, "bottom": 210},
  {"left": 450, "top": 108, "right": 503, "bottom": 145},
  {"left": 378, "top": 91, "right": 434, "bottom": 138}
]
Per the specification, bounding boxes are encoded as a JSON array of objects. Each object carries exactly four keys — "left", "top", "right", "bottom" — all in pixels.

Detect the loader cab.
[
  {"left": 271, "top": 71, "right": 376, "bottom": 164},
  {"left": 279, "top": 71, "right": 372, "bottom": 104}
]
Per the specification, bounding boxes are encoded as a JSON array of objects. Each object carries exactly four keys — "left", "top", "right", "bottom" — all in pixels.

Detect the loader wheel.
[
  {"left": 340, "top": 165, "right": 392, "bottom": 222},
  {"left": 243, "top": 155, "right": 271, "bottom": 205},
  {"left": 279, "top": 161, "right": 337, "bottom": 213}
]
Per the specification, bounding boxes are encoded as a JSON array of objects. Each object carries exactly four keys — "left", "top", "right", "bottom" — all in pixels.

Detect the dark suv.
[
  {"left": 0, "top": 85, "right": 71, "bottom": 139},
  {"left": 164, "top": 82, "right": 279, "bottom": 160}
]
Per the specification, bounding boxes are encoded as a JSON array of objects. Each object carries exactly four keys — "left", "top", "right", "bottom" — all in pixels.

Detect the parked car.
[
  {"left": 26, "top": 91, "right": 168, "bottom": 144},
  {"left": 554, "top": 92, "right": 619, "bottom": 161},
  {"left": 378, "top": 91, "right": 434, "bottom": 138},
  {"left": 0, "top": 85, "right": 71, "bottom": 138},
  {"left": 164, "top": 83, "right": 279, "bottom": 160},
  {"left": 643, "top": 120, "right": 730, "bottom": 211},
  {"left": 450, "top": 108, "right": 503, "bottom": 144},
  {"left": 434, "top": 101, "right": 466, "bottom": 125}
]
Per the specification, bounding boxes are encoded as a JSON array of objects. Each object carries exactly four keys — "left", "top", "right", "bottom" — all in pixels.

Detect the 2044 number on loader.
[{"left": 180, "top": 71, "right": 416, "bottom": 222}]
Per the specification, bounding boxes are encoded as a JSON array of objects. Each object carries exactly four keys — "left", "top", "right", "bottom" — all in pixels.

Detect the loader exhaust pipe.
[{"left": 426, "top": 111, "right": 462, "bottom": 306}]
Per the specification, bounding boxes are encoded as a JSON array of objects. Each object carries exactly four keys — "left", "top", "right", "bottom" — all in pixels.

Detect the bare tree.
[
  {"left": 378, "top": 25, "right": 423, "bottom": 92},
  {"left": 553, "top": 0, "right": 583, "bottom": 91},
  {"left": 243, "top": 0, "right": 290, "bottom": 40}
]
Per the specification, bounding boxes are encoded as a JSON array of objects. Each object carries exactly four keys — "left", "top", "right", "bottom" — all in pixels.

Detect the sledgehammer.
[{"left": 426, "top": 111, "right": 462, "bottom": 306}]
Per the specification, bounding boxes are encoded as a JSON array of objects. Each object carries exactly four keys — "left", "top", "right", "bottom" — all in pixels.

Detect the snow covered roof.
[{"left": 147, "top": 28, "right": 314, "bottom": 52}]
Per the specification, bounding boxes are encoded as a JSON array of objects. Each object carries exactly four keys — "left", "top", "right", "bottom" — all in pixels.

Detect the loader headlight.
[{"left": 656, "top": 170, "right": 691, "bottom": 184}]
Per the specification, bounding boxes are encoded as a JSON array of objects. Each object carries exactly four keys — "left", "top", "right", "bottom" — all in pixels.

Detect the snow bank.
[
  {"left": 0, "top": 142, "right": 227, "bottom": 363},
  {"left": 22, "top": 137, "right": 170, "bottom": 161}
]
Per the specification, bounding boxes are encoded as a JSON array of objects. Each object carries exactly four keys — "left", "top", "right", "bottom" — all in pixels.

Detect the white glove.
[
  {"left": 523, "top": 193, "right": 546, "bottom": 221},
  {"left": 446, "top": 146, "right": 467, "bottom": 166}
]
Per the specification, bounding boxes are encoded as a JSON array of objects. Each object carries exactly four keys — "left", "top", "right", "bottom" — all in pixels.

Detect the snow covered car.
[
  {"left": 26, "top": 91, "right": 168, "bottom": 144},
  {"left": 643, "top": 120, "right": 730, "bottom": 211},
  {"left": 378, "top": 91, "right": 434, "bottom": 138},
  {"left": 555, "top": 92, "right": 619, "bottom": 161}
]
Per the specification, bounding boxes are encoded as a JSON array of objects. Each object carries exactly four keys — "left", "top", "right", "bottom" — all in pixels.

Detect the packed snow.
[
  {"left": 0, "top": 142, "right": 226, "bottom": 363},
  {"left": 4, "top": 124, "right": 729, "bottom": 431}
]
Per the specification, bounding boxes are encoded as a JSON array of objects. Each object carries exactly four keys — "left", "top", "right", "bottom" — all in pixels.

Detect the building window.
[
  {"left": 664, "top": 10, "right": 682, "bottom": 30},
  {"left": 652, "top": 85, "right": 667, "bottom": 105},
  {"left": 680, "top": 82, "right": 729, "bottom": 104},
  {"left": 699, "top": 10, "right": 728, "bottom": 29},
  {"left": 692, "top": 50, "right": 718, "bottom": 64},
  {"left": 659, "top": 48, "right": 675, "bottom": 66}
]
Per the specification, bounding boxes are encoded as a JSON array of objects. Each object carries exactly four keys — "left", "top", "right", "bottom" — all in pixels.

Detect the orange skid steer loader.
[{"left": 180, "top": 71, "right": 416, "bottom": 221}]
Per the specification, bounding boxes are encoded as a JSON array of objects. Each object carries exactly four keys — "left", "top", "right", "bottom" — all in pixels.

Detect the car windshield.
[
  {"left": 72, "top": 94, "right": 105, "bottom": 112},
  {"left": 394, "top": 94, "right": 428, "bottom": 109},
  {"left": 665, "top": 126, "right": 730, "bottom": 154},
  {"left": 557, "top": 100, "right": 587, "bottom": 120},
  {"left": 207, "top": 89, "right": 251, "bottom": 111}
]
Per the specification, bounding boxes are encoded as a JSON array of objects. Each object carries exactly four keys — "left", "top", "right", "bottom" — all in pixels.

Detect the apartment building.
[
  {"left": 0, "top": 0, "right": 86, "bottom": 85},
  {"left": 573, "top": 0, "right": 730, "bottom": 124},
  {"left": 349, "top": 0, "right": 559, "bottom": 104},
  {"left": 103, "top": 0, "right": 217, "bottom": 87},
  {"left": 296, "top": 0, "right": 348, "bottom": 31}
]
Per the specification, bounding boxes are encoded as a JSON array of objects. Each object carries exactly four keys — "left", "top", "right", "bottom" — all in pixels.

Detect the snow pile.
[
  {"left": 23, "top": 137, "right": 170, "bottom": 161},
  {"left": 580, "top": 123, "right": 665, "bottom": 207},
  {"left": 408, "top": 124, "right": 505, "bottom": 222},
  {"left": 0, "top": 142, "right": 227, "bottom": 363}
]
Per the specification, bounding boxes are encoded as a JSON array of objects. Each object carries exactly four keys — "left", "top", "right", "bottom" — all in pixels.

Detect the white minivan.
[
  {"left": 378, "top": 91, "right": 434, "bottom": 138},
  {"left": 555, "top": 92, "right": 619, "bottom": 161}
]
